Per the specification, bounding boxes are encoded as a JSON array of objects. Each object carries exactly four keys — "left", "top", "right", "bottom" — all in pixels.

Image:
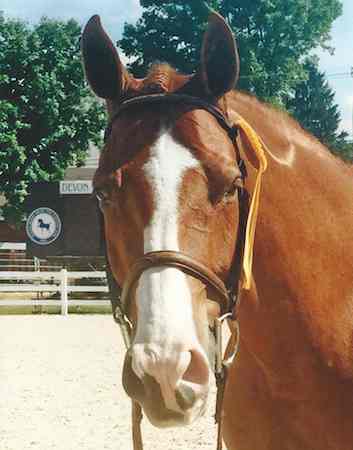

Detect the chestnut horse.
[{"left": 82, "top": 11, "right": 353, "bottom": 450}]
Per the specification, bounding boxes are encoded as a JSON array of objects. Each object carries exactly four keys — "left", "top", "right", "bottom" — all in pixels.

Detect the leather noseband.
[{"left": 120, "top": 250, "right": 231, "bottom": 315}]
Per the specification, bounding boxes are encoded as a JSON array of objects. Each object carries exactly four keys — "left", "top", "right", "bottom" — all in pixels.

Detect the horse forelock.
[{"left": 127, "top": 63, "right": 191, "bottom": 96}]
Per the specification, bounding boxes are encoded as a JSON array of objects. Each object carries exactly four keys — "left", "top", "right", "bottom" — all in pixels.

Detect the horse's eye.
[{"left": 95, "top": 189, "right": 109, "bottom": 204}]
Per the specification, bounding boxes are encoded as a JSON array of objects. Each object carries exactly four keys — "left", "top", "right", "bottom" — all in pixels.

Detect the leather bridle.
[{"left": 98, "top": 93, "right": 250, "bottom": 450}]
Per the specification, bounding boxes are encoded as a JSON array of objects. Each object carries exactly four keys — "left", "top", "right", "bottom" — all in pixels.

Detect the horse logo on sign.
[{"left": 26, "top": 207, "right": 62, "bottom": 245}]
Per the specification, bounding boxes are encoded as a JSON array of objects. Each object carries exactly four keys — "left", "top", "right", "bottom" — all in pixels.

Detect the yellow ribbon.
[{"left": 234, "top": 117, "right": 268, "bottom": 290}]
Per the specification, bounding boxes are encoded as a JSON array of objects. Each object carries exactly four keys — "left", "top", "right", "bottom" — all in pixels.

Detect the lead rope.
[
  {"left": 114, "top": 304, "right": 144, "bottom": 450},
  {"left": 132, "top": 401, "right": 144, "bottom": 450}
]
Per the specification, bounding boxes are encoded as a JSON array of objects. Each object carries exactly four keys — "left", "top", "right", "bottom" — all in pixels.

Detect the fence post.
[
  {"left": 34, "top": 256, "right": 40, "bottom": 271},
  {"left": 61, "top": 269, "right": 68, "bottom": 316}
]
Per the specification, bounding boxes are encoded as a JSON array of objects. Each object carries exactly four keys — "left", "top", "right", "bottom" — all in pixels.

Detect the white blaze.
[
  {"left": 134, "top": 130, "right": 200, "bottom": 345},
  {"left": 132, "top": 131, "right": 205, "bottom": 409}
]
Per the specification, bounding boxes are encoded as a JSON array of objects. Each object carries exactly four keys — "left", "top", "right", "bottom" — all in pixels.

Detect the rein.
[{"left": 99, "top": 92, "right": 266, "bottom": 450}]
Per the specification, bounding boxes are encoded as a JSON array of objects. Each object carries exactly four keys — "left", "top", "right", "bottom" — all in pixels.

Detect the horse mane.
[
  {"left": 133, "top": 63, "right": 351, "bottom": 170},
  {"left": 228, "top": 90, "right": 352, "bottom": 170}
]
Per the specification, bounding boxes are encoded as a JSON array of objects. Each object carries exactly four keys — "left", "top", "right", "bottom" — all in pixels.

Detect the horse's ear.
[
  {"left": 81, "top": 15, "right": 130, "bottom": 100},
  {"left": 199, "top": 12, "right": 239, "bottom": 98}
]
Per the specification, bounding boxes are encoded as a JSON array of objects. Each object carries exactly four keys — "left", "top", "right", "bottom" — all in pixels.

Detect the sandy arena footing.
[{"left": 0, "top": 315, "right": 218, "bottom": 450}]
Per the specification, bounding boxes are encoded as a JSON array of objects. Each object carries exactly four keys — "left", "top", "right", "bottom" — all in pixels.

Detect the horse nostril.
[
  {"left": 175, "top": 383, "right": 196, "bottom": 410},
  {"left": 182, "top": 350, "right": 210, "bottom": 386}
]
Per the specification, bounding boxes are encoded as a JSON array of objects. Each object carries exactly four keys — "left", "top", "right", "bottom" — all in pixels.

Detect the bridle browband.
[
  {"left": 100, "top": 92, "right": 250, "bottom": 450},
  {"left": 104, "top": 93, "right": 240, "bottom": 143}
]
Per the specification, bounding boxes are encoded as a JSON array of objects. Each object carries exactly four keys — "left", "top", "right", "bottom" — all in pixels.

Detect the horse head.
[{"left": 82, "top": 12, "right": 243, "bottom": 427}]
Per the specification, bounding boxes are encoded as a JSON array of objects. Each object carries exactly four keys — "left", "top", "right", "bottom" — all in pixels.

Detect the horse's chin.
[
  {"left": 130, "top": 386, "right": 209, "bottom": 428},
  {"left": 143, "top": 400, "right": 208, "bottom": 428}
]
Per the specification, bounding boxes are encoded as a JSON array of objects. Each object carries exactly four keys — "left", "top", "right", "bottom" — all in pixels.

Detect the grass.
[{"left": 0, "top": 304, "right": 112, "bottom": 315}]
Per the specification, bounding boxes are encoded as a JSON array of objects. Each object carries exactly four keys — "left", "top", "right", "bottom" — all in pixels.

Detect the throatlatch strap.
[{"left": 225, "top": 186, "right": 249, "bottom": 317}]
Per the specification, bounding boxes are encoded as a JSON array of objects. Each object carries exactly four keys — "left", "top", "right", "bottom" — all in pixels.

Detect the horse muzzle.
[{"left": 122, "top": 347, "right": 210, "bottom": 427}]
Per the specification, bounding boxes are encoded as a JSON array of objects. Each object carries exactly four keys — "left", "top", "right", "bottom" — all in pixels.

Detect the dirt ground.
[{"left": 0, "top": 315, "right": 219, "bottom": 450}]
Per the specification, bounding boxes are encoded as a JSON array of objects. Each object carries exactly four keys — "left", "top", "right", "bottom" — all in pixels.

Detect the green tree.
[
  {"left": 0, "top": 17, "right": 105, "bottom": 223},
  {"left": 285, "top": 59, "right": 352, "bottom": 160},
  {"left": 119, "top": 0, "right": 342, "bottom": 104}
]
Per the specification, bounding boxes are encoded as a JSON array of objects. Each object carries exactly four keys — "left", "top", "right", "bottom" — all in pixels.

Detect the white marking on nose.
[
  {"left": 132, "top": 131, "right": 209, "bottom": 400},
  {"left": 135, "top": 130, "right": 200, "bottom": 342}
]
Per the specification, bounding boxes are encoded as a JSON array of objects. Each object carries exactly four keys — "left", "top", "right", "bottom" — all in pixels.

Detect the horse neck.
[{"left": 228, "top": 91, "right": 353, "bottom": 381}]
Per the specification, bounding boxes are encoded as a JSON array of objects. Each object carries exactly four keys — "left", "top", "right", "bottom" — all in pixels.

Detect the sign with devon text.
[{"left": 60, "top": 180, "right": 93, "bottom": 195}]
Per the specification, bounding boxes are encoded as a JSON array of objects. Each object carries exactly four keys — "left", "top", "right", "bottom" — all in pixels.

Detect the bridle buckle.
[{"left": 214, "top": 312, "right": 233, "bottom": 376}]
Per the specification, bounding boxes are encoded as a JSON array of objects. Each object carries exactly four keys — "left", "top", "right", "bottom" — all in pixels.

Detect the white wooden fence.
[
  {"left": 0, "top": 257, "right": 62, "bottom": 271},
  {"left": 0, "top": 270, "right": 110, "bottom": 315}
]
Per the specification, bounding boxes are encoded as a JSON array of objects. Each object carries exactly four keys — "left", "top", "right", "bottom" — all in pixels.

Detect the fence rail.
[
  {"left": 0, "top": 256, "right": 62, "bottom": 272},
  {"left": 0, "top": 270, "right": 110, "bottom": 315}
]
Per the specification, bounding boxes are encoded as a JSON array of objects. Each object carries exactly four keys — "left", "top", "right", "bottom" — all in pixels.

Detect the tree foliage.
[
  {"left": 120, "top": 0, "right": 351, "bottom": 159},
  {"left": 119, "top": 0, "right": 342, "bottom": 104},
  {"left": 285, "top": 59, "right": 352, "bottom": 160},
  {"left": 0, "top": 16, "right": 105, "bottom": 223}
]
